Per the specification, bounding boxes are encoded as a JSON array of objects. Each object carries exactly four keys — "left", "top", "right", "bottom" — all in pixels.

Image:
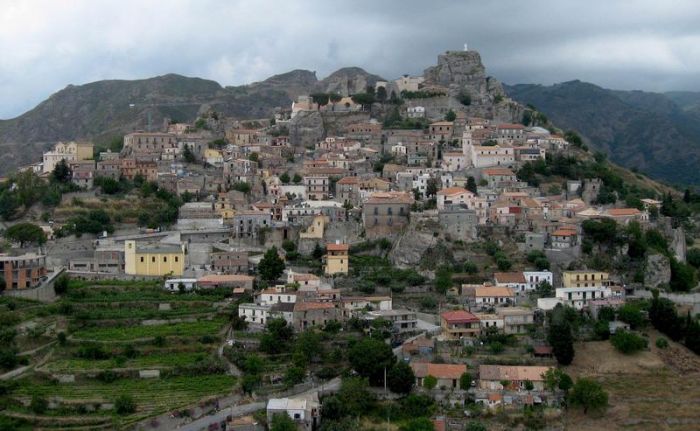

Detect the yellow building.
[
  {"left": 299, "top": 215, "right": 327, "bottom": 239},
  {"left": 324, "top": 242, "right": 349, "bottom": 275},
  {"left": 562, "top": 270, "right": 609, "bottom": 288},
  {"left": 124, "top": 240, "right": 185, "bottom": 276}
]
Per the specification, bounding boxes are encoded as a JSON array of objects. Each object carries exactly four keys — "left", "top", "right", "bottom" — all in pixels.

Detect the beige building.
[
  {"left": 324, "top": 242, "right": 349, "bottom": 275},
  {"left": 43, "top": 141, "right": 94, "bottom": 173}
]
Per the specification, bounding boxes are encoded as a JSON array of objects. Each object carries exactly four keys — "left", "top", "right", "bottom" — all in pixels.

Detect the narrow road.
[{"left": 174, "top": 377, "right": 341, "bottom": 431}]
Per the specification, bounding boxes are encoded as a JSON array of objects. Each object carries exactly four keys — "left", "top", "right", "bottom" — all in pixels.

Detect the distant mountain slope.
[
  {"left": 0, "top": 66, "right": 392, "bottom": 175},
  {"left": 505, "top": 81, "right": 700, "bottom": 186}
]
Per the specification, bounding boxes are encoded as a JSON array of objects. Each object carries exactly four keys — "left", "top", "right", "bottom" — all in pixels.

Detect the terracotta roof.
[
  {"left": 430, "top": 121, "right": 454, "bottom": 126},
  {"left": 437, "top": 187, "right": 471, "bottom": 196},
  {"left": 411, "top": 362, "right": 467, "bottom": 379},
  {"left": 444, "top": 152, "right": 464, "bottom": 157},
  {"left": 441, "top": 310, "right": 480, "bottom": 324},
  {"left": 291, "top": 273, "right": 319, "bottom": 281},
  {"left": 198, "top": 274, "right": 254, "bottom": 284},
  {"left": 365, "top": 191, "right": 414, "bottom": 205},
  {"left": 552, "top": 229, "right": 577, "bottom": 237},
  {"left": 606, "top": 208, "right": 641, "bottom": 217},
  {"left": 326, "top": 243, "right": 349, "bottom": 251},
  {"left": 474, "top": 286, "right": 515, "bottom": 298},
  {"left": 433, "top": 418, "right": 446, "bottom": 431},
  {"left": 496, "top": 123, "right": 525, "bottom": 130},
  {"left": 293, "top": 302, "right": 335, "bottom": 311},
  {"left": 533, "top": 345, "right": 553, "bottom": 355},
  {"left": 482, "top": 167, "right": 515, "bottom": 176},
  {"left": 479, "top": 365, "right": 551, "bottom": 382},
  {"left": 494, "top": 272, "right": 526, "bottom": 284},
  {"left": 337, "top": 176, "right": 360, "bottom": 185}
]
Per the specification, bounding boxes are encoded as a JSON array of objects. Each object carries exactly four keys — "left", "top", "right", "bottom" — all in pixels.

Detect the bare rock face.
[
  {"left": 288, "top": 110, "right": 325, "bottom": 148},
  {"left": 645, "top": 253, "right": 671, "bottom": 289},
  {"left": 317, "top": 67, "right": 385, "bottom": 96},
  {"left": 423, "top": 50, "right": 522, "bottom": 122}
]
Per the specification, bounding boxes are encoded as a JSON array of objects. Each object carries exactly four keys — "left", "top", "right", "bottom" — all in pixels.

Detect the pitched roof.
[
  {"left": 326, "top": 243, "right": 349, "bottom": 251},
  {"left": 552, "top": 229, "right": 577, "bottom": 237},
  {"left": 365, "top": 191, "right": 414, "bottom": 205},
  {"left": 479, "top": 365, "right": 551, "bottom": 382},
  {"left": 198, "top": 274, "right": 254, "bottom": 284},
  {"left": 496, "top": 123, "right": 525, "bottom": 130},
  {"left": 482, "top": 167, "right": 515, "bottom": 176},
  {"left": 441, "top": 310, "right": 480, "bottom": 324},
  {"left": 293, "top": 302, "right": 335, "bottom": 312},
  {"left": 494, "top": 272, "right": 526, "bottom": 284},
  {"left": 411, "top": 362, "right": 467, "bottom": 379},
  {"left": 437, "top": 187, "right": 471, "bottom": 196},
  {"left": 474, "top": 286, "right": 515, "bottom": 298},
  {"left": 606, "top": 208, "right": 641, "bottom": 217},
  {"left": 336, "top": 176, "right": 360, "bottom": 185}
]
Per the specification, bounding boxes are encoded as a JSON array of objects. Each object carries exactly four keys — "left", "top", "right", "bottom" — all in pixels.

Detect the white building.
[
  {"left": 238, "top": 303, "right": 271, "bottom": 326},
  {"left": 442, "top": 152, "right": 466, "bottom": 172},
  {"left": 523, "top": 271, "right": 553, "bottom": 291},
  {"left": 164, "top": 278, "right": 198, "bottom": 292},
  {"left": 436, "top": 187, "right": 475, "bottom": 210},
  {"left": 555, "top": 286, "right": 612, "bottom": 310},
  {"left": 407, "top": 106, "right": 426, "bottom": 118}
]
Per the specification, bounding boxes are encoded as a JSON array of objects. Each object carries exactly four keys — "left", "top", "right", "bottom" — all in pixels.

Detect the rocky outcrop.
[
  {"left": 288, "top": 110, "right": 325, "bottom": 148},
  {"left": 389, "top": 214, "right": 441, "bottom": 268},
  {"left": 317, "top": 67, "right": 385, "bottom": 96},
  {"left": 423, "top": 50, "right": 523, "bottom": 122},
  {"left": 645, "top": 253, "right": 671, "bottom": 289}
]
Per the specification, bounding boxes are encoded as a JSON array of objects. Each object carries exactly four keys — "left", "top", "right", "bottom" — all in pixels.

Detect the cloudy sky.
[{"left": 2, "top": 0, "right": 700, "bottom": 119}]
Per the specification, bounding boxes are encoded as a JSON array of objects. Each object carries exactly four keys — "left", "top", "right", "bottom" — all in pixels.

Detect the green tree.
[
  {"left": 5, "top": 223, "right": 47, "bottom": 247},
  {"left": 348, "top": 337, "right": 395, "bottom": 385},
  {"left": 460, "top": 372, "right": 472, "bottom": 389},
  {"left": 258, "top": 247, "right": 285, "bottom": 282},
  {"left": 232, "top": 181, "right": 251, "bottom": 194},
  {"left": 376, "top": 86, "right": 387, "bottom": 102},
  {"left": 548, "top": 311, "right": 575, "bottom": 365},
  {"left": 434, "top": 266, "right": 453, "bottom": 294},
  {"left": 284, "top": 366, "right": 305, "bottom": 387},
  {"left": 610, "top": 330, "right": 647, "bottom": 354},
  {"left": 400, "top": 417, "right": 434, "bottom": 431},
  {"left": 670, "top": 258, "right": 696, "bottom": 292},
  {"left": 182, "top": 145, "right": 196, "bottom": 163},
  {"left": 534, "top": 280, "right": 554, "bottom": 298},
  {"left": 114, "top": 394, "right": 136, "bottom": 415},
  {"left": 444, "top": 109, "right": 456, "bottom": 122},
  {"left": 466, "top": 176, "right": 478, "bottom": 194},
  {"left": 280, "top": 172, "right": 290, "bottom": 184},
  {"left": 51, "top": 159, "right": 72, "bottom": 183},
  {"left": 687, "top": 248, "right": 700, "bottom": 268},
  {"left": 337, "top": 377, "right": 376, "bottom": 417},
  {"left": 617, "top": 303, "right": 644, "bottom": 329},
  {"left": 293, "top": 173, "right": 302, "bottom": 184},
  {"left": 423, "top": 375, "right": 438, "bottom": 390},
  {"left": 569, "top": 378, "right": 608, "bottom": 415},
  {"left": 465, "top": 422, "right": 487, "bottom": 431},
  {"left": 53, "top": 274, "right": 70, "bottom": 295},
  {"left": 387, "top": 361, "right": 415, "bottom": 394},
  {"left": 30, "top": 394, "right": 48, "bottom": 414},
  {"left": 270, "top": 413, "right": 297, "bottom": 431}
]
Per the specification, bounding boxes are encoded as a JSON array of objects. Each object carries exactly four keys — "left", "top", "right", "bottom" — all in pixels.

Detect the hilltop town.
[{"left": 1, "top": 49, "right": 700, "bottom": 431}]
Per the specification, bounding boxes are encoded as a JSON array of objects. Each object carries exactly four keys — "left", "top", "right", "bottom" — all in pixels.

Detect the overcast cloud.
[{"left": 2, "top": 0, "right": 700, "bottom": 118}]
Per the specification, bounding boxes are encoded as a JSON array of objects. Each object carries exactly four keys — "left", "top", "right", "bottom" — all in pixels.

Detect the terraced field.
[{"left": 0, "top": 279, "right": 239, "bottom": 430}]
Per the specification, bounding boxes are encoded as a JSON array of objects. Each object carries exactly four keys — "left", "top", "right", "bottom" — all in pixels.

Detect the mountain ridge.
[{"left": 505, "top": 80, "right": 700, "bottom": 186}]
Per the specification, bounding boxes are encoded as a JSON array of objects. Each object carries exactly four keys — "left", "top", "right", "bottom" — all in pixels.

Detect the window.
[
  {"left": 163, "top": 256, "right": 167, "bottom": 262},
  {"left": 140, "top": 257, "right": 144, "bottom": 263},
  {"left": 151, "top": 257, "right": 156, "bottom": 263},
  {"left": 373, "top": 207, "right": 378, "bottom": 215},
  {"left": 175, "top": 256, "right": 179, "bottom": 262}
]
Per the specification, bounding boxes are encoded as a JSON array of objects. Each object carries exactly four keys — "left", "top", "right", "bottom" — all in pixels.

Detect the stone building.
[{"left": 362, "top": 191, "right": 414, "bottom": 239}]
